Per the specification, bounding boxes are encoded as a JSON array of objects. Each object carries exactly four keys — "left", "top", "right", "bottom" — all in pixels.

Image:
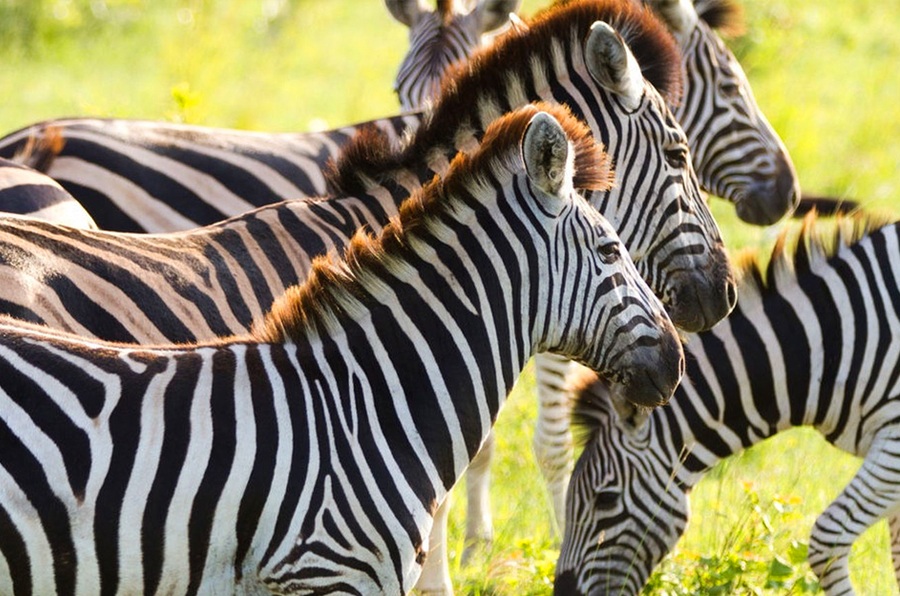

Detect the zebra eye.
[
  {"left": 665, "top": 148, "right": 688, "bottom": 169},
  {"left": 597, "top": 241, "right": 620, "bottom": 264},
  {"left": 719, "top": 81, "right": 741, "bottom": 98},
  {"left": 594, "top": 489, "right": 620, "bottom": 511}
]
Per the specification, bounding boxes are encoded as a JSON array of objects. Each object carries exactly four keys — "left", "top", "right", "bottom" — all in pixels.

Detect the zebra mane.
[
  {"left": 329, "top": 101, "right": 613, "bottom": 198},
  {"left": 568, "top": 366, "right": 614, "bottom": 448},
  {"left": 326, "top": 0, "right": 677, "bottom": 196},
  {"left": 693, "top": 0, "right": 744, "bottom": 36},
  {"left": 256, "top": 104, "right": 613, "bottom": 343},
  {"left": 12, "top": 124, "right": 65, "bottom": 172},
  {"left": 735, "top": 211, "right": 897, "bottom": 293}
]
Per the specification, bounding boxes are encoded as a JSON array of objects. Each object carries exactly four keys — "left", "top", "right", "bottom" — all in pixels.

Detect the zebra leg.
[
  {"left": 533, "top": 352, "right": 578, "bottom": 535},
  {"left": 415, "top": 493, "right": 454, "bottom": 595},
  {"left": 889, "top": 514, "right": 900, "bottom": 589},
  {"left": 809, "top": 432, "right": 900, "bottom": 595},
  {"left": 462, "top": 430, "right": 495, "bottom": 562}
]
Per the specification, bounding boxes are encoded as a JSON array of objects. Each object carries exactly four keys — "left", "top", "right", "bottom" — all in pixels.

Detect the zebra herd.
[{"left": 0, "top": 1, "right": 891, "bottom": 595}]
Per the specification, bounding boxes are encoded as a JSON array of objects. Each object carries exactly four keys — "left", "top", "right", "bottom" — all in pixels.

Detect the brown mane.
[
  {"left": 256, "top": 103, "right": 613, "bottom": 343},
  {"left": 327, "top": 0, "right": 678, "bottom": 196},
  {"left": 733, "top": 211, "right": 895, "bottom": 292}
]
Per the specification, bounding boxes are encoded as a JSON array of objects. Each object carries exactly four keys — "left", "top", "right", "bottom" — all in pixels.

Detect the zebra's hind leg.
[
  {"left": 462, "top": 430, "right": 495, "bottom": 562},
  {"left": 809, "top": 431, "right": 900, "bottom": 595},
  {"left": 533, "top": 352, "right": 579, "bottom": 534},
  {"left": 414, "top": 494, "right": 454, "bottom": 595},
  {"left": 888, "top": 514, "right": 900, "bottom": 590}
]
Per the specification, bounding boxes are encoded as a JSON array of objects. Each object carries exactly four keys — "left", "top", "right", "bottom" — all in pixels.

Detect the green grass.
[{"left": 2, "top": 0, "right": 900, "bottom": 593}]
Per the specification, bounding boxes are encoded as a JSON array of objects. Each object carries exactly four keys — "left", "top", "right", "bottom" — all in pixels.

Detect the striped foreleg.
[{"left": 533, "top": 352, "right": 580, "bottom": 534}]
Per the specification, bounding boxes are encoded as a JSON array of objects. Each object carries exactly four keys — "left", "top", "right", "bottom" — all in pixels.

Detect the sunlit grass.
[{"left": 2, "top": 0, "right": 899, "bottom": 593}]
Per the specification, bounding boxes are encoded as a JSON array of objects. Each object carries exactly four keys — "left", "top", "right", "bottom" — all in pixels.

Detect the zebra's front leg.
[
  {"left": 809, "top": 432, "right": 900, "bottom": 595},
  {"left": 414, "top": 494, "right": 453, "bottom": 595},
  {"left": 533, "top": 352, "right": 578, "bottom": 534},
  {"left": 462, "top": 430, "right": 495, "bottom": 562}
]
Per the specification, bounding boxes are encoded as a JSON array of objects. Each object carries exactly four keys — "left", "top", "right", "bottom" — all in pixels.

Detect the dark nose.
[
  {"left": 619, "top": 317, "right": 684, "bottom": 408},
  {"left": 666, "top": 245, "right": 737, "bottom": 333},
  {"left": 736, "top": 155, "right": 801, "bottom": 226},
  {"left": 555, "top": 570, "right": 582, "bottom": 595}
]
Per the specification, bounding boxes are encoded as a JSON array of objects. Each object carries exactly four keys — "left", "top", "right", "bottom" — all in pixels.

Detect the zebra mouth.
[{"left": 610, "top": 369, "right": 670, "bottom": 409}]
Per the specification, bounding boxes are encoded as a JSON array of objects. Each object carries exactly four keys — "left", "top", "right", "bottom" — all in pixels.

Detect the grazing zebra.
[
  {"left": 0, "top": 107, "right": 685, "bottom": 595},
  {"left": 387, "top": 0, "right": 521, "bottom": 111},
  {"left": 0, "top": 158, "right": 96, "bottom": 229},
  {"left": 555, "top": 213, "right": 900, "bottom": 595}
]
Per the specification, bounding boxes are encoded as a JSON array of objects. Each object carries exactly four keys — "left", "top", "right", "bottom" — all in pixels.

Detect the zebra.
[
  {"left": 555, "top": 212, "right": 900, "bottom": 595},
  {"left": 0, "top": 0, "right": 795, "bottom": 235},
  {"left": 0, "top": 157, "right": 96, "bottom": 229},
  {"left": 528, "top": 0, "right": 800, "bottom": 552},
  {"left": 0, "top": 107, "right": 685, "bottom": 595},
  {"left": 387, "top": 0, "right": 522, "bottom": 111}
]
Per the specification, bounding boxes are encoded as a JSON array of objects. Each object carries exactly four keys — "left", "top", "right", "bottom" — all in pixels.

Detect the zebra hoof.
[{"left": 461, "top": 536, "right": 492, "bottom": 565}]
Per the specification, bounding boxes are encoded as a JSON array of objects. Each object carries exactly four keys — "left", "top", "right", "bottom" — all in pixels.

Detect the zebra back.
[
  {"left": 555, "top": 213, "right": 900, "bottom": 594},
  {"left": 0, "top": 157, "right": 96, "bottom": 229},
  {"left": 0, "top": 106, "right": 682, "bottom": 594}
]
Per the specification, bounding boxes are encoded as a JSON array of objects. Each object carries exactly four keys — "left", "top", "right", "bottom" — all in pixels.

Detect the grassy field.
[{"left": 2, "top": 0, "right": 899, "bottom": 593}]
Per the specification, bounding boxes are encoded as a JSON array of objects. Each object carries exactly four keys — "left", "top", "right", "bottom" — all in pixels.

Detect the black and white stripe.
[
  {"left": 0, "top": 115, "right": 418, "bottom": 232},
  {"left": 0, "top": 158, "right": 96, "bottom": 229},
  {"left": 556, "top": 214, "right": 900, "bottom": 596},
  {"left": 671, "top": 0, "right": 799, "bottom": 224},
  {"left": 388, "top": 0, "right": 521, "bottom": 110},
  {"left": 0, "top": 108, "right": 683, "bottom": 595}
]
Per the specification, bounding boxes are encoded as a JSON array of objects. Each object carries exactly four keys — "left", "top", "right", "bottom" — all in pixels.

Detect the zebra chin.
[
  {"left": 607, "top": 317, "right": 684, "bottom": 409},
  {"left": 664, "top": 244, "right": 737, "bottom": 333}
]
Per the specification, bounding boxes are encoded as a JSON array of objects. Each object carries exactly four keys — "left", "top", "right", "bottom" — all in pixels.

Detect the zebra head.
[
  {"left": 511, "top": 105, "right": 684, "bottom": 409},
  {"left": 571, "top": 12, "right": 736, "bottom": 333},
  {"left": 387, "top": 0, "right": 521, "bottom": 110},
  {"left": 650, "top": 0, "right": 800, "bottom": 225},
  {"left": 555, "top": 371, "right": 687, "bottom": 594}
]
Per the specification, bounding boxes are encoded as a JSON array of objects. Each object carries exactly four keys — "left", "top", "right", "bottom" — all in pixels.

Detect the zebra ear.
[
  {"left": 609, "top": 383, "right": 651, "bottom": 435},
  {"left": 385, "top": 0, "right": 429, "bottom": 27},
  {"left": 522, "top": 111, "right": 572, "bottom": 205},
  {"left": 648, "top": 0, "right": 699, "bottom": 36},
  {"left": 475, "top": 0, "right": 522, "bottom": 34},
  {"left": 584, "top": 21, "right": 645, "bottom": 112}
]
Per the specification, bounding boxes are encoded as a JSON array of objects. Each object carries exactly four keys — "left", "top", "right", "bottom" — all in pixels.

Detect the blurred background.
[{"left": 1, "top": 0, "right": 898, "bottom": 592}]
